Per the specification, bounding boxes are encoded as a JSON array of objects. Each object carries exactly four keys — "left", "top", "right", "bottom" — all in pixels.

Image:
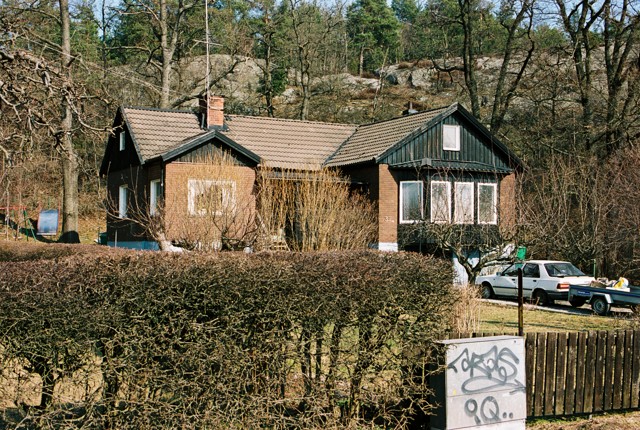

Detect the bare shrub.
[
  {"left": 0, "top": 248, "right": 454, "bottom": 429},
  {"left": 256, "top": 166, "right": 377, "bottom": 251}
]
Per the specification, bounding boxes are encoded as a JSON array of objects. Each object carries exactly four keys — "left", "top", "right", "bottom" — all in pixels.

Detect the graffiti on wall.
[{"left": 442, "top": 337, "right": 526, "bottom": 429}]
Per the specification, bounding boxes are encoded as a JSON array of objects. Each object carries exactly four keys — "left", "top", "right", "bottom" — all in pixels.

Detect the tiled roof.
[
  {"left": 325, "top": 106, "right": 449, "bottom": 167},
  {"left": 121, "top": 103, "right": 510, "bottom": 172},
  {"left": 221, "top": 115, "right": 356, "bottom": 170},
  {"left": 122, "top": 107, "right": 208, "bottom": 162}
]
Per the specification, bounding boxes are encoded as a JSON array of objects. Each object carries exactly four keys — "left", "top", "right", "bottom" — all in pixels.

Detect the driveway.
[{"left": 482, "top": 298, "right": 632, "bottom": 317}]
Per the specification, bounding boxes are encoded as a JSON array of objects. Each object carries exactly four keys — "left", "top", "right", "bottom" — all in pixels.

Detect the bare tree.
[{"left": 0, "top": 1, "right": 107, "bottom": 242}]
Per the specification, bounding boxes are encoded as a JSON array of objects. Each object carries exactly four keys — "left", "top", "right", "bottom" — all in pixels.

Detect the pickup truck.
[
  {"left": 476, "top": 260, "right": 595, "bottom": 305},
  {"left": 568, "top": 284, "right": 640, "bottom": 316}
]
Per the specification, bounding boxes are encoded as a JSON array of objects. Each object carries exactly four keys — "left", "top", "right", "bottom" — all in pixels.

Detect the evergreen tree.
[{"left": 346, "top": 0, "right": 400, "bottom": 75}]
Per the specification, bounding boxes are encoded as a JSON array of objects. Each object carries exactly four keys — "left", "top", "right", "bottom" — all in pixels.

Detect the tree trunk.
[
  {"left": 459, "top": 0, "right": 481, "bottom": 119},
  {"left": 159, "top": 0, "right": 172, "bottom": 108},
  {"left": 59, "top": 0, "right": 80, "bottom": 243}
]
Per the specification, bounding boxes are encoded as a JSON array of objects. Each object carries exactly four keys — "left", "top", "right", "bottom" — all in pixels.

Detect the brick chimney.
[{"left": 199, "top": 94, "right": 225, "bottom": 129}]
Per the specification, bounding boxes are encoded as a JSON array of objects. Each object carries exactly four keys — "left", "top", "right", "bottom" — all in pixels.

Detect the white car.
[{"left": 476, "top": 260, "right": 595, "bottom": 306}]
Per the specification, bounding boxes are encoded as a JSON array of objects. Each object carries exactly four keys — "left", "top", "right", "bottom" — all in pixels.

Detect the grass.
[
  {"left": 528, "top": 410, "right": 640, "bottom": 429},
  {"left": 479, "top": 302, "right": 637, "bottom": 333}
]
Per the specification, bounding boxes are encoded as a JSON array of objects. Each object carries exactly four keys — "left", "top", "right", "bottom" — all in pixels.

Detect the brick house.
[{"left": 100, "top": 96, "right": 522, "bottom": 258}]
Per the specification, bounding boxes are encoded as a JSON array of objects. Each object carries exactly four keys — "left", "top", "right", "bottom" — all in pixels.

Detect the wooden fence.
[{"left": 453, "top": 330, "right": 640, "bottom": 418}]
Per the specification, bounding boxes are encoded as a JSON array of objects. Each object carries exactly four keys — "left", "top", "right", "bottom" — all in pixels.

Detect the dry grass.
[
  {"left": 479, "top": 302, "right": 636, "bottom": 333},
  {"left": 528, "top": 411, "right": 640, "bottom": 429},
  {"left": 451, "top": 285, "right": 481, "bottom": 333}
]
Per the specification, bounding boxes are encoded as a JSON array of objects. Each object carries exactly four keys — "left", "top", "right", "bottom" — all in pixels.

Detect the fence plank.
[
  {"left": 526, "top": 332, "right": 536, "bottom": 417},
  {"left": 555, "top": 332, "right": 568, "bottom": 416},
  {"left": 534, "top": 332, "right": 547, "bottom": 417},
  {"left": 613, "top": 330, "right": 625, "bottom": 410},
  {"left": 632, "top": 330, "right": 640, "bottom": 409},
  {"left": 583, "top": 331, "right": 597, "bottom": 413},
  {"left": 623, "top": 330, "right": 634, "bottom": 409},
  {"left": 564, "top": 332, "right": 578, "bottom": 415},
  {"left": 446, "top": 329, "right": 640, "bottom": 420},
  {"left": 544, "top": 332, "right": 558, "bottom": 416},
  {"left": 593, "top": 331, "right": 608, "bottom": 412},
  {"left": 603, "top": 330, "right": 616, "bottom": 411}
]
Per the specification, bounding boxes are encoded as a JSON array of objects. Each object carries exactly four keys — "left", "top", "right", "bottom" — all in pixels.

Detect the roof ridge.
[
  {"left": 356, "top": 103, "right": 454, "bottom": 127},
  {"left": 123, "top": 106, "right": 195, "bottom": 114},
  {"left": 226, "top": 114, "right": 357, "bottom": 128}
]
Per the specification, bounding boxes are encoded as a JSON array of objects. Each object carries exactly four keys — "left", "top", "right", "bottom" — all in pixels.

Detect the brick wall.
[
  {"left": 378, "top": 165, "right": 399, "bottom": 245},
  {"left": 163, "top": 162, "right": 256, "bottom": 245},
  {"left": 499, "top": 172, "right": 517, "bottom": 231},
  {"left": 342, "top": 163, "right": 399, "bottom": 249}
]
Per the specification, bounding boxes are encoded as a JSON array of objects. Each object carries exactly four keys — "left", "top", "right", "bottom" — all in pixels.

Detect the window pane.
[
  {"left": 118, "top": 186, "right": 127, "bottom": 218},
  {"left": 443, "top": 125, "right": 460, "bottom": 151},
  {"left": 400, "top": 181, "right": 422, "bottom": 222},
  {"left": 478, "top": 184, "right": 497, "bottom": 224},
  {"left": 188, "top": 179, "right": 235, "bottom": 216},
  {"left": 431, "top": 181, "right": 450, "bottom": 223},
  {"left": 454, "top": 182, "right": 474, "bottom": 224},
  {"left": 150, "top": 180, "right": 162, "bottom": 216}
]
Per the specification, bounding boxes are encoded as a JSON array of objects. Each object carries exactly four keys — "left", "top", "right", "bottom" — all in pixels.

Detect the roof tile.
[{"left": 325, "top": 107, "right": 448, "bottom": 167}]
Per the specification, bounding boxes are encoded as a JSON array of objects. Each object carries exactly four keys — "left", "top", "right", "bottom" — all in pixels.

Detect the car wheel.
[
  {"left": 591, "top": 296, "right": 610, "bottom": 316},
  {"left": 569, "top": 298, "right": 587, "bottom": 308},
  {"left": 532, "top": 290, "right": 549, "bottom": 306},
  {"left": 480, "top": 283, "right": 494, "bottom": 299}
]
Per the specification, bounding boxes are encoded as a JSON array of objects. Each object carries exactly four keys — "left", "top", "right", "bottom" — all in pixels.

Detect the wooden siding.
[
  {"left": 379, "top": 113, "right": 513, "bottom": 171},
  {"left": 102, "top": 123, "right": 142, "bottom": 175},
  {"left": 173, "top": 141, "right": 254, "bottom": 166},
  {"left": 449, "top": 330, "right": 640, "bottom": 419}
]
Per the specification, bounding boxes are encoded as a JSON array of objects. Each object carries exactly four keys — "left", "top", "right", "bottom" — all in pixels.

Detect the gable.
[
  {"left": 377, "top": 109, "right": 520, "bottom": 173},
  {"left": 99, "top": 111, "right": 140, "bottom": 176}
]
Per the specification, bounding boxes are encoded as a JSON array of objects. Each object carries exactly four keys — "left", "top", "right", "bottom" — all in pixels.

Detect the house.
[{"left": 100, "top": 96, "right": 522, "bottom": 262}]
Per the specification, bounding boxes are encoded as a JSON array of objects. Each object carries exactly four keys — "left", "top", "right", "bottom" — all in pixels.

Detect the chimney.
[{"left": 199, "top": 94, "right": 225, "bottom": 129}]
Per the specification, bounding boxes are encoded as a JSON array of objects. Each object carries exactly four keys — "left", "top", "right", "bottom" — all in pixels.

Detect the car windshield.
[{"left": 544, "top": 262, "right": 586, "bottom": 277}]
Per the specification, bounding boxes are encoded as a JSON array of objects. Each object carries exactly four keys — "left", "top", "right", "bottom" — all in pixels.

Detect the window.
[
  {"left": 119, "top": 132, "right": 125, "bottom": 151},
  {"left": 400, "top": 181, "right": 423, "bottom": 223},
  {"left": 523, "top": 263, "right": 540, "bottom": 278},
  {"left": 478, "top": 183, "right": 497, "bottom": 224},
  {"left": 150, "top": 179, "right": 162, "bottom": 216},
  {"left": 454, "top": 182, "right": 474, "bottom": 224},
  {"left": 430, "top": 181, "right": 451, "bottom": 223},
  {"left": 118, "top": 185, "right": 128, "bottom": 218},
  {"left": 188, "top": 179, "right": 235, "bottom": 216},
  {"left": 503, "top": 263, "right": 523, "bottom": 277},
  {"left": 443, "top": 124, "right": 460, "bottom": 151}
]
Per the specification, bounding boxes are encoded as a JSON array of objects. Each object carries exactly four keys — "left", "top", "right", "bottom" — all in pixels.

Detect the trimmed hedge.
[{"left": 0, "top": 248, "right": 455, "bottom": 429}]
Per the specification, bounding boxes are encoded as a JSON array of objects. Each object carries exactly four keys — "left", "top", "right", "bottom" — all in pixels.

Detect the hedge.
[{"left": 0, "top": 247, "right": 455, "bottom": 429}]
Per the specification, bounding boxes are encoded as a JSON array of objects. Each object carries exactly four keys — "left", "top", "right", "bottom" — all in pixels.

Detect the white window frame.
[
  {"left": 150, "top": 179, "right": 162, "bottom": 216},
  {"left": 478, "top": 183, "right": 498, "bottom": 225},
  {"left": 119, "top": 132, "right": 125, "bottom": 151},
  {"left": 188, "top": 179, "right": 236, "bottom": 217},
  {"left": 399, "top": 181, "right": 423, "bottom": 223},
  {"left": 430, "top": 181, "right": 451, "bottom": 223},
  {"left": 454, "top": 182, "right": 475, "bottom": 224},
  {"left": 443, "top": 124, "right": 461, "bottom": 151},
  {"left": 118, "top": 185, "right": 128, "bottom": 218}
]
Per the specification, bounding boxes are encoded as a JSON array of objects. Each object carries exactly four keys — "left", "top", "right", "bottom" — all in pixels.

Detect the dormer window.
[
  {"left": 119, "top": 132, "right": 126, "bottom": 151},
  {"left": 443, "top": 125, "right": 460, "bottom": 151}
]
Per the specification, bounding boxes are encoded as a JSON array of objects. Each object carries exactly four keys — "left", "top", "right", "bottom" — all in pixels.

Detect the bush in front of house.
[{"left": 0, "top": 249, "right": 454, "bottom": 429}]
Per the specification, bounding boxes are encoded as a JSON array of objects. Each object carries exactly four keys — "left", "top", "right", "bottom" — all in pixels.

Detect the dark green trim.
[
  {"left": 151, "top": 131, "right": 261, "bottom": 166},
  {"left": 389, "top": 159, "right": 513, "bottom": 174}
]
